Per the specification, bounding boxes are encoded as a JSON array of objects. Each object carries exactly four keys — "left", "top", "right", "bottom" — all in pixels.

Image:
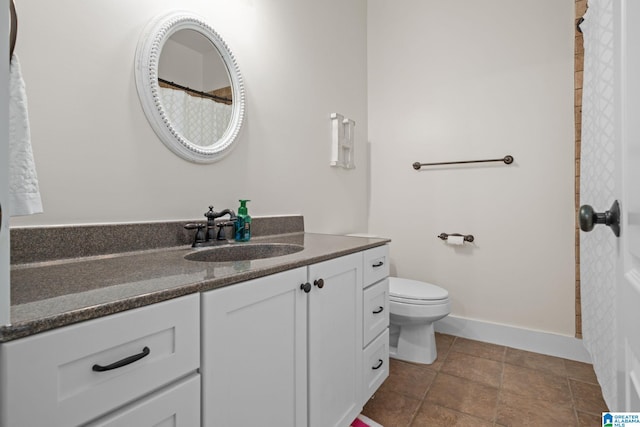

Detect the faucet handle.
[
  {"left": 184, "top": 223, "right": 206, "bottom": 246},
  {"left": 215, "top": 220, "right": 236, "bottom": 241},
  {"left": 184, "top": 223, "right": 205, "bottom": 230}
]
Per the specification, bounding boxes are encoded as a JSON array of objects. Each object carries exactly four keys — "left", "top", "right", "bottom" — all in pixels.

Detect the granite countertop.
[{"left": 1, "top": 232, "right": 389, "bottom": 343}]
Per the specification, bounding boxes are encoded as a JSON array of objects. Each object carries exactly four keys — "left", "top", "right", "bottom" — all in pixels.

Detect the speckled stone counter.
[{"left": 2, "top": 228, "right": 389, "bottom": 342}]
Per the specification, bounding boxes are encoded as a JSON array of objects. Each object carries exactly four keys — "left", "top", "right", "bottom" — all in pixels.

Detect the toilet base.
[{"left": 389, "top": 322, "right": 437, "bottom": 365}]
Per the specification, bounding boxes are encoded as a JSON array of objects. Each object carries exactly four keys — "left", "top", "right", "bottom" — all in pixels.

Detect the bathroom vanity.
[
  {"left": 202, "top": 245, "right": 390, "bottom": 427},
  {"left": 0, "top": 220, "right": 389, "bottom": 427}
]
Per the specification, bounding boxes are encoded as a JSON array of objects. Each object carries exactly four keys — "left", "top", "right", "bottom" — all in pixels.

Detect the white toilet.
[{"left": 388, "top": 277, "right": 451, "bottom": 365}]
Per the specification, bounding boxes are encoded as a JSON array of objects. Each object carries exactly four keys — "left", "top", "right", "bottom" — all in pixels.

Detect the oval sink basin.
[{"left": 184, "top": 243, "right": 304, "bottom": 262}]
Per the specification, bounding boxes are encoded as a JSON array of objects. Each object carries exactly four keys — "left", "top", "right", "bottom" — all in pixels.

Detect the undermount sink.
[{"left": 184, "top": 243, "right": 304, "bottom": 262}]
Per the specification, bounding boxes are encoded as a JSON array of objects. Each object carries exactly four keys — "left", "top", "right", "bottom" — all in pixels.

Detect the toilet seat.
[{"left": 389, "top": 277, "right": 449, "bottom": 305}]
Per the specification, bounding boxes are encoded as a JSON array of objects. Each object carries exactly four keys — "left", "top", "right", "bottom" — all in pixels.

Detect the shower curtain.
[
  {"left": 579, "top": 0, "right": 617, "bottom": 409},
  {"left": 160, "top": 87, "right": 232, "bottom": 146}
]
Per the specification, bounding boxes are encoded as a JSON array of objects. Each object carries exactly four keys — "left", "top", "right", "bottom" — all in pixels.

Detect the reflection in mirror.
[
  {"left": 158, "top": 29, "right": 232, "bottom": 147},
  {"left": 135, "top": 12, "right": 245, "bottom": 163}
]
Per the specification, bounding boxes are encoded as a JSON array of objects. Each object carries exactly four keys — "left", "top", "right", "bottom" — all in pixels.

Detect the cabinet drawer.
[
  {"left": 0, "top": 294, "right": 200, "bottom": 427},
  {"left": 86, "top": 374, "right": 200, "bottom": 427},
  {"left": 362, "top": 329, "right": 389, "bottom": 402},
  {"left": 363, "top": 278, "right": 389, "bottom": 346},
  {"left": 363, "top": 245, "right": 389, "bottom": 288}
]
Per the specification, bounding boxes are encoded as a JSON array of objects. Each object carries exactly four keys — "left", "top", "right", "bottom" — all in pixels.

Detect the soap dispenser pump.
[{"left": 235, "top": 199, "right": 251, "bottom": 242}]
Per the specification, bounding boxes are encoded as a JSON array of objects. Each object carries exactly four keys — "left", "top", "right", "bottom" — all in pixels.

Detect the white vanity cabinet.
[
  {"left": 202, "top": 251, "right": 366, "bottom": 427},
  {"left": 0, "top": 243, "right": 389, "bottom": 427},
  {"left": 0, "top": 294, "right": 200, "bottom": 427}
]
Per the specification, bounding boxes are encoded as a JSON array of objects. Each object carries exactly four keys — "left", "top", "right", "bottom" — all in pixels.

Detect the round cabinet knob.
[
  {"left": 300, "top": 283, "right": 311, "bottom": 293},
  {"left": 579, "top": 200, "right": 620, "bottom": 237},
  {"left": 314, "top": 279, "right": 324, "bottom": 289}
]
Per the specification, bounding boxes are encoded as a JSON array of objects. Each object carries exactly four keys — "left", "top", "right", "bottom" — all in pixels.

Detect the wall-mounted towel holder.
[
  {"left": 413, "top": 155, "right": 514, "bottom": 170},
  {"left": 9, "top": 0, "right": 17, "bottom": 61},
  {"left": 330, "top": 113, "right": 355, "bottom": 169},
  {"left": 438, "top": 233, "right": 474, "bottom": 243}
]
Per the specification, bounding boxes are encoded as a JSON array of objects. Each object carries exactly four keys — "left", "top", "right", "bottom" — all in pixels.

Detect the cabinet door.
[
  {"left": 201, "top": 267, "right": 308, "bottom": 427},
  {"left": 308, "top": 252, "right": 363, "bottom": 427}
]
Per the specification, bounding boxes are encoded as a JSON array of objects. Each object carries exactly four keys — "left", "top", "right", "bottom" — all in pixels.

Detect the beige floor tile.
[
  {"left": 411, "top": 402, "right": 494, "bottom": 427},
  {"left": 378, "top": 359, "right": 437, "bottom": 400},
  {"left": 565, "top": 359, "right": 599, "bottom": 384},
  {"left": 502, "top": 363, "right": 572, "bottom": 405},
  {"left": 496, "top": 392, "right": 577, "bottom": 426},
  {"left": 440, "top": 351, "right": 503, "bottom": 388},
  {"left": 570, "top": 379, "right": 609, "bottom": 415},
  {"left": 435, "top": 333, "right": 456, "bottom": 353},
  {"left": 576, "top": 410, "right": 602, "bottom": 426},
  {"left": 425, "top": 373, "right": 499, "bottom": 421},
  {"left": 362, "top": 336, "right": 607, "bottom": 427},
  {"left": 450, "top": 337, "right": 506, "bottom": 362},
  {"left": 505, "top": 347, "right": 567, "bottom": 377},
  {"left": 362, "top": 389, "right": 421, "bottom": 427}
]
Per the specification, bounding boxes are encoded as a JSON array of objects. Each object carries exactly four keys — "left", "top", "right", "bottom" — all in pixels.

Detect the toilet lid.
[{"left": 389, "top": 277, "right": 449, "bottom": 301}]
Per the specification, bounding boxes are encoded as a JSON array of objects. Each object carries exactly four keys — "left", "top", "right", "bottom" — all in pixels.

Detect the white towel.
[{"left": 9, "top": 54, "right": 42, "bottom": 216}]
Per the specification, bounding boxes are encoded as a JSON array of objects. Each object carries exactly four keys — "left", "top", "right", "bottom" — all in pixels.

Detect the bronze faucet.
[{"left": 185, "top": 206, "right": 237, "bottom": 247}]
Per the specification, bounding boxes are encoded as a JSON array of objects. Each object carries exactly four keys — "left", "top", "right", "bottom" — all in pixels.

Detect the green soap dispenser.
[{"left": 235, "top": 199, "right": 252, "bottom": 242}]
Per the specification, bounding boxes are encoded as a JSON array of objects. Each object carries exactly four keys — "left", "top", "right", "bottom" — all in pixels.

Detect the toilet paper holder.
[{"left": 438, "top": 233, "right": 474, "bottom": 243}]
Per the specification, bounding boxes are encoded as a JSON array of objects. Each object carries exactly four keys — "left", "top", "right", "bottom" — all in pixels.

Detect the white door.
[
  {"left": 580, "top": 0, "right": 640, "bottom": 411},
  {"left": 307, "top": 253, "right": 362, "bottom": 427},
  {"left": 0, "top": 0, "right": 11, "bottom": 326},
  {"left": 616, "top": 0, "right": 640, "bottom": 411}
]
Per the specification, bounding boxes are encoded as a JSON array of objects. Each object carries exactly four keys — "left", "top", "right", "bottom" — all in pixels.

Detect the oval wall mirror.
[{"left": 135, "top": 12, "right": 245, "bottom": 163}]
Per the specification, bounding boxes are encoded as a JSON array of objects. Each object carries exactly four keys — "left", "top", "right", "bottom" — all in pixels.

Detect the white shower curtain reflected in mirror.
[
  {"left": 579, "top": 0, "right": 617, "bottom": 409},
  {"left": 160, "top": 87, "right": 232, "bottom": 147}
]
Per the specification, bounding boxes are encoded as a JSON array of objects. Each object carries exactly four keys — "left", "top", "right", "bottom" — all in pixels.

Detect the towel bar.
[{"left": 413, "top": 155, "right": 514, "bottom": 170}]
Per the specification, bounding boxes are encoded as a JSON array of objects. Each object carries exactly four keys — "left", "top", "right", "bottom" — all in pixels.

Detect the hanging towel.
[{"left": 9, "top": 54, "right": 42, "bottom": 216}]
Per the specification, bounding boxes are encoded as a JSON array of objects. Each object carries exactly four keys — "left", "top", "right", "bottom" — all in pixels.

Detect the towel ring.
[{"left": 9, "top": 0, "right": 17, "bottom": 60}]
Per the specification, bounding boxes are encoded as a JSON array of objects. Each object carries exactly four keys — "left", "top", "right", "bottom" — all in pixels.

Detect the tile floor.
[{"left": 361, "top": 333, "right": 608, "bottom": 426}]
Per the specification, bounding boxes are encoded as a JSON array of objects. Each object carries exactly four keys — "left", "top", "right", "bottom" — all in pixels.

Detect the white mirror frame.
[{"left": 135, "top": 11, "right": 245, "bottom": 163}]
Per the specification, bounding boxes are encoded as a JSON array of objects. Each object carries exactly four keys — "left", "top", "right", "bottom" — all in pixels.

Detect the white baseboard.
[{"left": 434, "top": 315, "right": 592, "bottom": 363}]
